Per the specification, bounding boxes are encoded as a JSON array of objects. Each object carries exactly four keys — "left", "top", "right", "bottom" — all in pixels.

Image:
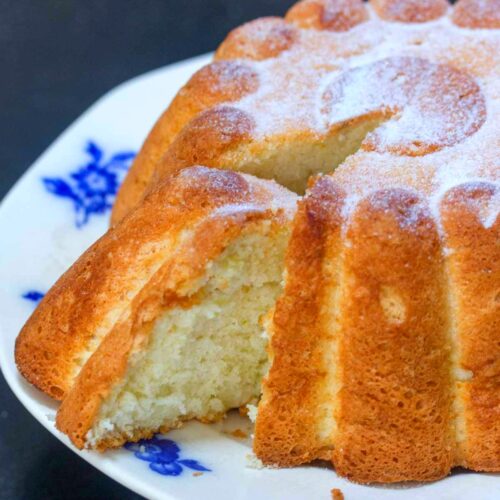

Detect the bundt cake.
[
  {"left": 16, "top": 166, "right": 297, "bottom": 448},
  {"left": 15, "top": 0, "right": 499, "bottom": 485}
]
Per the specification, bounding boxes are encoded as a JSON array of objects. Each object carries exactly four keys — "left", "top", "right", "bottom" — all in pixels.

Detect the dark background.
[{"left": 0, "top": 1, "right": 293, "bottom": 498}]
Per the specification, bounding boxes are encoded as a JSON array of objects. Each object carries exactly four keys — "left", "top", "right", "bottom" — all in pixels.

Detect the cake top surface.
[{"left": 209, "top": 0, "right": 499, "bottom": 227}]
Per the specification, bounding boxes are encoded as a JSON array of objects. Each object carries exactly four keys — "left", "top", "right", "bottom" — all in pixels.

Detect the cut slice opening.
[
  {"left": 85, "top": 224, "right": 289, "bottom": 448},
  {"left": 226, "top": 116, "right": 387, "bottom": 194}
]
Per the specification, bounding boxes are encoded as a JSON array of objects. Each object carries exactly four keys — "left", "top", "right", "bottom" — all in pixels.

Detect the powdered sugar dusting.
[
  {"left": 322, "top": 56, "right": 486, "bottom": 155},
  {"left": 206, "top": 61, "right": 259, "bottom": 96},
  {"left": 482, "top": 190, "right": 500, "bottom": 229},
  {"left": 219, "top": 5, "right": 499, "bottom": 230},
  {"left": 452, "top": 0, "right": 500, "bottom": 29},
  {"left": 371, "top": 0, "right": 450, "bottom": 23}
]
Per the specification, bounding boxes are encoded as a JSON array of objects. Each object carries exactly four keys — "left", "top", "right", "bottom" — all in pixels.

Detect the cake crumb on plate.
[{"left": 331, "top": 488, "right": 344, "bottom": 500}]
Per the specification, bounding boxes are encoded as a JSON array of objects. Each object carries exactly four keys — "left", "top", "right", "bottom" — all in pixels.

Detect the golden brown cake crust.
[
  {"left": 371, "top": 0, "right": 449, "bottom": 23},
  {"left": 254, "top": 176, "right": 346, "bottom": 465},
  {"left": 111, "top": 62, "right": 259, "bottom": 224},
  {"left": 257, "top": 182, "right": 489, "bottom": 483},
  {"left": 151, "top": 106, "right": 255, "bottom": 185},
  {"left": 452, "top": 0, "right": 500, "bottom": 28},
  {"left": 256, "top": 176, "right": 499, "bottom": 483},
  {"left": 16, "top": 167, "right": 297, "bottom": 402},
  {"left": 441, "top": 182, "right": 500, "bottom": 471},
  {"left": 215, "top": 17, "right": 299, "bottom": 62},
  {"left": 331, "top": 189, "right": 454, "bottom": 483},
  {"left": 286, "top": 0, "right": 369, "bottom": 32}
]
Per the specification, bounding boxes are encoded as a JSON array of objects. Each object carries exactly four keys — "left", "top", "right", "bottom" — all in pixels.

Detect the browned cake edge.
[
  {"left": 57, "top": 210, "right": 289, "bottom": 449},
  {"left": 255, "top": 176, "right": 346, "bottom": 465},
  {"left": 441, "top": 182, "right": 500, "bottom": 471},
  {"left": 332, "top": 188, "right": 455, "bottom": 483},
  {"left": 16, "top": 167, "right": 297, "bottom": 401}
]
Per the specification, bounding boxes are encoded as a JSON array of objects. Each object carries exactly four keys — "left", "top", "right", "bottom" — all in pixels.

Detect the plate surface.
[{"left": 0, "top": 54, "right": 498, "bottom": 500}]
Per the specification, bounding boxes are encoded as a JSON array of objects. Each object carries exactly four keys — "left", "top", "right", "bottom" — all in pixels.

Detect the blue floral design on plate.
[
  {"left": 21, "top": 291, "right": 211, "bottom": 477},
  {"left": 124, "top": 436, "right": 210, "bottom": 476},
  {"left": 22, "top": 290, "right": 45, "bottom": 303},
  {"left": 42, "top": 141, "right": 135, "bottom": 227}
]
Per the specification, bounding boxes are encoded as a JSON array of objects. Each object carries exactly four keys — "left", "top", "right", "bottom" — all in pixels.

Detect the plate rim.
[{"left": 0, "top": 52, "right": 213, "bottom": 500}]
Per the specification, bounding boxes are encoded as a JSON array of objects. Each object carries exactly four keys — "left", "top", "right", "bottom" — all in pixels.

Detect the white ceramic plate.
[{"left": 0, "top": 54, "right": 498, "bottom": 500}]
